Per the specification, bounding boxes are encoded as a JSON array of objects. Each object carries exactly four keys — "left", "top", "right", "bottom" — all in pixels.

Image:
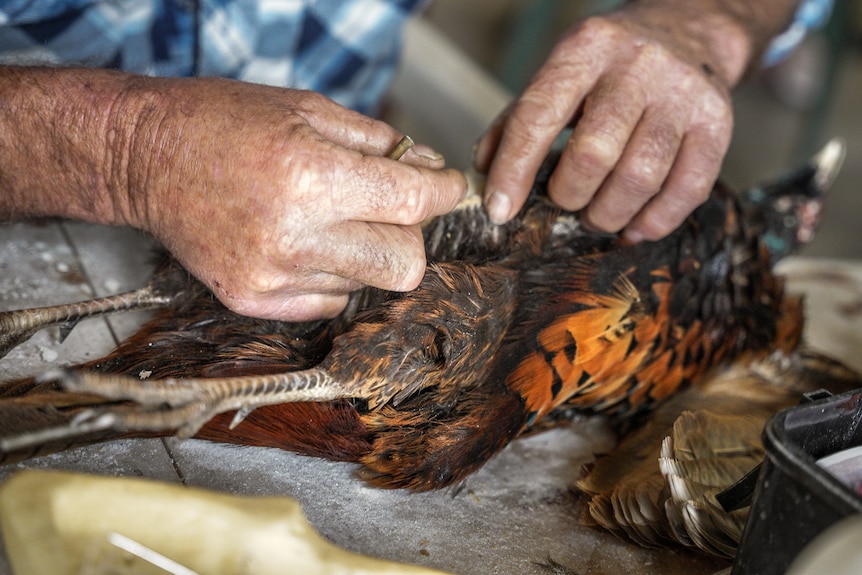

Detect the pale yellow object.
[{"left": 0, "top": 470, "right": 454, "bottom": 575}]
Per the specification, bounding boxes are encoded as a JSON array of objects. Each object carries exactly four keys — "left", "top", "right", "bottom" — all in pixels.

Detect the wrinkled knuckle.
[
  {"left": 355, "top": 243, "right": 395, "bottom": 287},
  {"left": 569, "top": 133, "right": 620, "bottom": 177},
  {"left": 374, "top": 178, "right": 426, "bottom": 226},
  {"left": 275, "top": 235, "right": 317, "bottom": 279},
  {"left": 398, "top": 183, "right": 429, "bottom": 224},
  {"left": 394, "top": 171, "right": 465, "bottom": 225},
  {"left": 646, "top": 44, "right": 681, "bottom": 73},
  {"left": 548, "top": 174, "right": 590, "bottom": 212},
  {"left": 281, "top": 120, "right": 312, "bottom": 144},
  {"left": 294, "top": 90, "right": 331, "bottom": 114},
  {"left": 636, "top": 154, "right": 671, "bottom": 188},
  {"left": 645, "top": 121, "right": 681, "bottom": 157},
  {"left": 691, "top": 176, "right": 716, "bottom": 203},
  {"left": 275, "top": 228, "right": 302, "bottom": 258},
  {"left": 513, "top": 90, "right": 568, "bottom": 133},
  {"left": 244, "top": 270, "right": 281, "bottom": 295},
  {"left": 635, "top": 41, "right": 667, "bottom": 66},
  {"left": 574, "top": 132, "right": 619, "bottom": 161},
  {"left": 623, "top": 145, "right": 676, "bottom": 190},
  {"left": 575, "top": 15, "right": 622, "bottom": 42},
  {"left": 680, "top": 163, "right": 720, "bottom": 202},
  {"left": 277, "top": 127, "right": 325, "bottom": 185},
  {"left": 696, "top": 91, "right": 734, "bottom": 128},
  {"left": 617, "top": 166, "right": 662, "bottom": 199}
]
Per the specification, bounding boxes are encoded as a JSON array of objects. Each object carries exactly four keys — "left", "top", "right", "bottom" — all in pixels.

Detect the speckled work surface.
[{"left": 1, "top": 220, "right": 860, "bottom": 575}]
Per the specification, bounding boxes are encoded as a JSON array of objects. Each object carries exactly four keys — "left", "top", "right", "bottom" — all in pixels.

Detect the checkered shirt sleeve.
[
  {"left": 0, "top": 0, "right": 428, "bottom": 115},
  {"left": 764, "top": 0, "right": 834, "bottom": 66}
]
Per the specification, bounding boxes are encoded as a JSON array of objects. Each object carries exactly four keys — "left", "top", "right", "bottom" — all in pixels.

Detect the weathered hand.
[
  {"left": 474, "top": 3, "right": 750, "bottom": 242},
  {"left": 114, "top": 78, "right": 467, "bottom": 321}
]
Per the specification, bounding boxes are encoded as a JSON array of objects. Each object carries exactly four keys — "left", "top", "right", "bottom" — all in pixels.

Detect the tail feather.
[
  {"left": 197, "top": 401, "right": 372, "bottom": 462},
  {"left": 577, "top": 349, "right": 862, "bottom": 558}
]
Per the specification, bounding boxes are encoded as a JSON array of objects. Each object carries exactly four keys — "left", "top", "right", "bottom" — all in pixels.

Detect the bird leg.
[
  {"left": 0, "top": 366, "right": 350, "bottom": 453},
  {"left": 0, "top": 285, "right": 176, "bottom": 359}
]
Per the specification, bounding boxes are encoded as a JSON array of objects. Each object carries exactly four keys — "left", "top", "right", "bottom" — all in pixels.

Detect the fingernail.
[
  {"left": 485, "top": 191, "right": 511, "bottom": 225},
  {"left": 412, "top": 144, "right": 444, "bottom": 162},
  {"left": 622, "top": 228, "right": 644, "bottom": 244}
]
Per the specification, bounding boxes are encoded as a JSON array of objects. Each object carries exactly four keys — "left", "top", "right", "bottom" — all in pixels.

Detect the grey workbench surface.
[{"left": 1, "top": 219, "right": 861, "bottom": 575}]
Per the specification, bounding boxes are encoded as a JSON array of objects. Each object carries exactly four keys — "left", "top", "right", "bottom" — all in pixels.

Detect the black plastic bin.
[{"left": 732, "top": 388, "right": 862, "bottom": 574}]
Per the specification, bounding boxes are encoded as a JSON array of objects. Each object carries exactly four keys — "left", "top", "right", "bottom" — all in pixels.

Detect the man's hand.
[
  {"left": 474, "top": 1, "right": 796, "bottom": 242},
  {"left": 0, "top": 69, "right": 466, "bottom": 321},
  {"left": 116, "top": 79, "right": 466, "bottom": 321}
]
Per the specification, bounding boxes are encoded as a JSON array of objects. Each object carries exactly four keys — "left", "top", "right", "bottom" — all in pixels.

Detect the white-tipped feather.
[{"left": 579, "top": 350, "right": 862, "bottom": 558}]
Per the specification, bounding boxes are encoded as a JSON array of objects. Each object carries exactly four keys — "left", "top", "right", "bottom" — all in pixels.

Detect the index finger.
[
  {"left": 335, "top": 155, "right": 468, "bottom": 226},
  {"left": 483, "top": 91, "right": 588, "bottom": 224},
  {"left": 481, "top": 24, "right": 611, "bottom": 223}
]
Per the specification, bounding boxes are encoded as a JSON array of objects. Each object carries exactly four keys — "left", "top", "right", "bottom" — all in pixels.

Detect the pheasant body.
[{"left": 0, "top": 141, "right": 852, "bottom": 505}]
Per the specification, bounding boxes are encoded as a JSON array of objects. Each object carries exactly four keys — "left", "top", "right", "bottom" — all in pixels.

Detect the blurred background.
[{"left": 403, "top": 0, "right": 862, "bottom": 260}]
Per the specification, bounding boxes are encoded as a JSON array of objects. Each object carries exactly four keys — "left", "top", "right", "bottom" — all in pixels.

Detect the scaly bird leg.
[
  {"left": 0, "top": 285, "right": 175, "bottom": 359},
  {"left": 0, "top": 367, "right": 349, "bottom": 454}
]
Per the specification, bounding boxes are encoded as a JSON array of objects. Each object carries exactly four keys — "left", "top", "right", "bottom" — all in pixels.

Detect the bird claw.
[
  {"left": 0, "top": 409, "right": 118, "bottom": 454},
  {"left": 0, "top": 328, "right": 37, "bottom": 360},
  {"left": 229, "top": 406, "right": 256, "bottom": 430},
  {"left": 56, "top": 320, "right": 80, "bottom": 345}
]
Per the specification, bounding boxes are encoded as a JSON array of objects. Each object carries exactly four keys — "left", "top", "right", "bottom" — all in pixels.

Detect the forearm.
[
  {"left": 0, "top": 65, "right": 157, "bottom": 227},
  {"left": 627, "top": 0, "right": 800, "bottom": 87}
]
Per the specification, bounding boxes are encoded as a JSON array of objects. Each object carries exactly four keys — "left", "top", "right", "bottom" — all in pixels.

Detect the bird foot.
[
  {"left": 0, "top": 286, "right": 175, "bottom": 359},
  {"left": 30, "top": 366, "right": 347, "bottom": 441},
  {"left": 0, "top": 409, "right": 119, "bottom": 454}
]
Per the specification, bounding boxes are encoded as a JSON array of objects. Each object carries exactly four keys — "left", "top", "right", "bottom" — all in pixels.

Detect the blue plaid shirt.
[
  {"left": 763, "top": 0, "right": 834, "bottom": 66},
  {"left": 0, "top": 0, "right": 832, "bottom": 114},
  {"left": 0, "top": 0, "right": 428, "bottom": 115}
]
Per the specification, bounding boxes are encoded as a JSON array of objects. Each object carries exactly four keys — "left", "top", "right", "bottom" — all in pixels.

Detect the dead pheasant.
[{"left": 0, "top": 138, "right": 857, "bottom": 558}]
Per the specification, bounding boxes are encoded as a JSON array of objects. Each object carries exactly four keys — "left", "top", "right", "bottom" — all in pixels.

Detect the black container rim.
[{"left": 763, "top": 388, "right": 862, "bottom": 513}]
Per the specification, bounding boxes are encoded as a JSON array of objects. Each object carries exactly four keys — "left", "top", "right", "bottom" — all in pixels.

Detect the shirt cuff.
[{"left": 763, "top": 0, "right": 834, "bottom": 66}]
